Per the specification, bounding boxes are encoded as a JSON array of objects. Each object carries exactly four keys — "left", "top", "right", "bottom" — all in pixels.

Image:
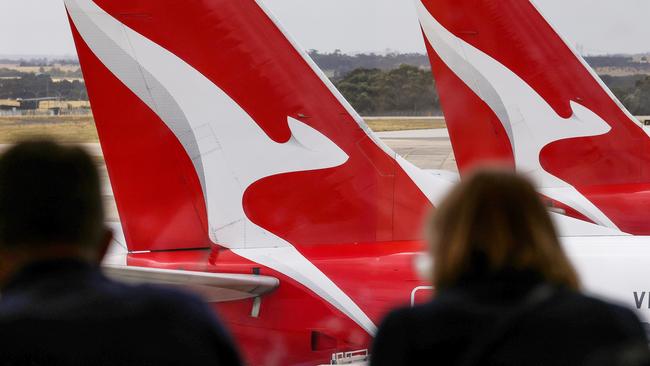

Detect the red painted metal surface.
[
  {"left": 67, "top": 1, "right": 438, "bottom": 365},
  {"left": 421, "top": 0, "right": 650, "bottom": 234},
  {"left": 128, "top": 241, "right": 428, "bottom": 366},
  {"left": 74, "top": 0, "right": 433, "bottom": 250}
]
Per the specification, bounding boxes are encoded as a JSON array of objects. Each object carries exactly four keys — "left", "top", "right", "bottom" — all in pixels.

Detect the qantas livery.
[
  {"left": 417, "top": 0, "right": 650, "bottom": 235},
  {"left": 64, "top": 0, "right": 452, "bottom": 364},
  {"left": 65, "top": 0, "right": 650, "bottom": 365},
  {"left": 416, "top": 0, "right": 650, "bottom": 346}
]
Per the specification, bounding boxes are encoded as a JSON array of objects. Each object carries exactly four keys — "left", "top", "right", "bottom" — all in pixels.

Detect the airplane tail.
[
  {"left": 65, "top": 0, "right": 448, "bottom": 252},
  {"left": 415, "top": 0, "right": 650, "bottom": 232}
]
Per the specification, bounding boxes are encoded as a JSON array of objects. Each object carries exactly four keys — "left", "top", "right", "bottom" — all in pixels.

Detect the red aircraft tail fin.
[
  {"left": 65, "top": 0, "right": 446, "bottom": 252},
  {"left": 416, "top": 0, "right": 650, "bottom": 182},
  {"left": 416, "top": 0, "right": 650, "bottom": 232}
]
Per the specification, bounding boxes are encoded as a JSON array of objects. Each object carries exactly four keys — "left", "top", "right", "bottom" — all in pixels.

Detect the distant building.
[
  {"left": 15, "top": 97, "right": 59, "bottom": 110},
  {"left": 0, "top": 99, "right": 19, "bottom": 112}
]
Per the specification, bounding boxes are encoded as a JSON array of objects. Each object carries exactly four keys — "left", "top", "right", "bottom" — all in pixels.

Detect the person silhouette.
[
  {"left": 0, "top": 140, "right": 241, "bottom": 365},
  {"left": 372, "top": 169, "right": 649, "bottom": 366}
]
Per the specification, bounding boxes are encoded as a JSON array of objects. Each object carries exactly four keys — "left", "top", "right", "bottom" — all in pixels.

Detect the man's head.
[{"left": 0, "top": 140, "right": 110, "bottom": 271}]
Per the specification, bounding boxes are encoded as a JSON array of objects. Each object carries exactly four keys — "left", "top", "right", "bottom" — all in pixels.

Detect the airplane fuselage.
[
  {"left": 127, "top": 241, "right": 429, "bottom": 365},
  {"left": 577, "top": 183, "right": 650, "bottom": 234},
  {"left": 125, "top": 234, "right": 650, "bottom": 365}
]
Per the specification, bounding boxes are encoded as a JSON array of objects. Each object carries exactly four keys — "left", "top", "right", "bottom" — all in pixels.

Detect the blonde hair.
[{"left": 430, "top": 169, "right": 579, "bottom": 290}]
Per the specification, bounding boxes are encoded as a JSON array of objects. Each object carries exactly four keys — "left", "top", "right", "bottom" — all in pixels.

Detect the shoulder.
[
  {"left": 378, "top": 292, "right": 473, "bottom": 331},
  {"left": 372, "top": 301, "right": 458, "bottom": 366},
  {"left": 126, "top": 282, "right": 205, "bottom": 306},
  {"left": 377, "top": 306, "right": 411, "bottom": 334},
  {"left": 106, "top": 281, "right": 236, "bottom": 345},
  {"left": 371, "top": 307, "right": 413, "bottom": 366},
  {"left": 554, "top": 289, "right": 635, "bottom": 319},
  {"left": 112, "top": 281, "right": 216, "bottom": 317},
  {"left": 375, "top": 306, "right": 423, "bottom": 343},
  {"left": 375, "top": 301, "right": 446, "bottom": 343},
  {"left": 378, "top": 303, "right": 429, "bottom": 331},
  {"left": 126, "top": 284, "right": 241, "bottom": 362},
  {"left": 80, "top": 274, "right": 221, "bottom": 326},
  {"left": 549, "top": 289, "right": 647, "bottom": 340}
]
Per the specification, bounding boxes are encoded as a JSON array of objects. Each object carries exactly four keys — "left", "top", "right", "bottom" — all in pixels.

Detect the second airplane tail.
[
  {"left": 416, "top": 0, "right": 650, "bottom": 232},
  {"left": 417, "top": 0, "right": 650, "bottom": 183}
]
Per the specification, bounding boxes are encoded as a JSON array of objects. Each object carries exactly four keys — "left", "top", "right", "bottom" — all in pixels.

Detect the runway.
[
  {"left": 2, "top": 129, "right": 457, "bottom": 221},
  {"left": 377, "top": 129, "right": 456, "bottom": 171}
]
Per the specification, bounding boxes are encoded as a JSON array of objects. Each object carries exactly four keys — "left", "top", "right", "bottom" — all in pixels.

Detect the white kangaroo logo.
[
  {"left": 66, "top": 0, "right": 378, "bottom": 335},
  {"left": 417, "top": 1, "right": 618, "bottom": 230}
]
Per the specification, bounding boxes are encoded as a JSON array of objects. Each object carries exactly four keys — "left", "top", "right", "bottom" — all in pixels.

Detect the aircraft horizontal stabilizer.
[{"left": 103, "top": 265, "right": 279, "bottom": 303}]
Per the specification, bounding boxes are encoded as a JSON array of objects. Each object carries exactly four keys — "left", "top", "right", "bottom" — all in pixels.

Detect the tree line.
[
  {"left": 309, "top": 50, "right": 430, "bottom": 78},
  {"left": 615, "top": 76, "right": 650, "bottom": 115},
  {"left": 0, "top": 69, "right": 86, "bottom": 100},
  {"left": 3, "top": 52, "right": 650, "bottom": 115},
  {"left": 334, "top": 65, "right": 439, "bottom": 116},
  {"left": 332, "top": 65, "right": 650, "bottom": 116}
]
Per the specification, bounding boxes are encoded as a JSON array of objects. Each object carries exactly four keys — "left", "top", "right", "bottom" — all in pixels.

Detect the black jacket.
[
  {"left": 0, "top": 259, "right": 241, "bottom": 366},
  {"left": 372, "top": 272, "right": 648, "bottom": 366}
]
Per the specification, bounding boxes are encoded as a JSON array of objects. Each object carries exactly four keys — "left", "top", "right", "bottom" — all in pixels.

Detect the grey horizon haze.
[{"left": 1, "top": 0, "right": 649, "bottom": 57}]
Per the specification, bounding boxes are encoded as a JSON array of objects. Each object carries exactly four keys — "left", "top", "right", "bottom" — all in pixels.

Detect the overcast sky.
[{"left": 1, "top": 0, "right": 649, "bottom": 57}]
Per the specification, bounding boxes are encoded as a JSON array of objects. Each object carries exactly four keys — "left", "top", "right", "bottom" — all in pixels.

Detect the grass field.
[
  {"left": 0, "top": 115, "right": 445, "bottom": 143},
  {"left": 364, "top": 117, "right": 446, "bottom": 132},
  {"left": 0, "top": 115, "right": 99, "bottom": 143}
]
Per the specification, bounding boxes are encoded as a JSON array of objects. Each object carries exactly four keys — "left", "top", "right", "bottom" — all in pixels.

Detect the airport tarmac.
[
  {"left": 0, "top": 129, "right": 457, "bottom": 222},
  {"left": 377, "top": 128, "right": 456, "bottom": 171}
]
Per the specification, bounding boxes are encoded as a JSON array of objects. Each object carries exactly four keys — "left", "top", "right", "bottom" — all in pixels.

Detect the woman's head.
[{"left": 430, "top": 168, "right": 579, "bottom": 290}]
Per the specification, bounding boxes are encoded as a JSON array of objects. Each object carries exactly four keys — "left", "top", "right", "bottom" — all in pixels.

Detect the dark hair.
[
  {"left": 430, "top": 168, "right": 579, "bottom": 290},
  {"left": 0, "top": 140, "right": 104, "bottom": 249}
]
